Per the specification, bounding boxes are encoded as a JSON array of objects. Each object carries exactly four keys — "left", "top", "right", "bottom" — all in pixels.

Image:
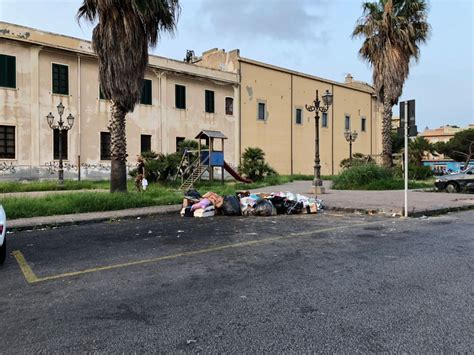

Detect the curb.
[
  {"left": 327, "top": 204, "right": 474, "bottom": 218},
  {"left": 7, "top": 205, "right": 182, "bottom": 232}
]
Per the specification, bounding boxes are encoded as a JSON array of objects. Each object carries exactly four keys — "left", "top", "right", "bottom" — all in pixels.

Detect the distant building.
[{"left": 421, "top": 124, "right": 474, "bottom": 172}]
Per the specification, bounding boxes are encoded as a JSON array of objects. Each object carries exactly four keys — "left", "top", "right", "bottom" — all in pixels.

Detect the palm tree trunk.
[
  {"left": 381, "top": 95, "right": 393, "bottom": 168},
  {"left": 109, "top": 102, "right": 128, "bottom": 192}
]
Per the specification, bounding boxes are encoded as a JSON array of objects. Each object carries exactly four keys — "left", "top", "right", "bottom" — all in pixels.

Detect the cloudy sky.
[{"left": 1, "top": 0, "right": 472, "bottom": 129}]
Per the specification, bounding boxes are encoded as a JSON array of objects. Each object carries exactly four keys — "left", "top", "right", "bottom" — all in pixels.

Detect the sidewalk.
[{"left": 250, "top": 180, "right": 474, "bottom": 216}]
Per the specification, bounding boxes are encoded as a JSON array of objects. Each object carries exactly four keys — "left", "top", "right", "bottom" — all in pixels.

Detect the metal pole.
[
  {"left": 314, "top": 91, "right": 323, "bottom": 194},
  {"left": 404, "top": 101, "right": 408, "bottom": 218},
  {"left": 58, "top": 128, "right": 64, "bottom": 185},
  {"left": 349, "top": 139, "right": 353, "bottom": 165}
]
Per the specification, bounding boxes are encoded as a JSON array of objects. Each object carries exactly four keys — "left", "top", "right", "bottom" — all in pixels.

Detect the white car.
[{"left": 0, "top": 205, "right": 6, "bottom": 265}]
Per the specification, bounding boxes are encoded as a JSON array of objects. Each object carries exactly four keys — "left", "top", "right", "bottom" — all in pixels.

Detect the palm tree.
[
  {"left": 407, "top": 136, "right": 437, "bottom": 166},
  {"left": 77, "top": 0, "right": 180, "bottom": 192},
  {"left": 353, "top": 0, "right": 429, "bottom": 167}
]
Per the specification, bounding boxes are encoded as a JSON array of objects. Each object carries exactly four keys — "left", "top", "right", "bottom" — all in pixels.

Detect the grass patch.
[
  {"left": 1, "top": 174, "right": 317, "bottom": 220},
  {"left": 0, "top": 180, "right": 109, "bottom": 193},
  {"left": 332, "top": 163, "right": 434, "bottom": 190}
]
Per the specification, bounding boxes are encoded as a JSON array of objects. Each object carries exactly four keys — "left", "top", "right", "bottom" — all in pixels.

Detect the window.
[
  {"left": 322, "top": 112, "right": 328, "bottom": 128},
  {"left": 361, "top": 117, "right": 367, "bottom": 132},
  {"left": 99, "top": 85, "right": 110, "bottom": 100},
  {"left": 0, "top": 54, "right": 16, "bottom": 88},
  {"left": 175, "top": 85, "right": 186, "bottom": 109},
  {"left": 295, "top": 108, "right": 302, "bottom": 125},
  {"left": 0, "top": 125, "right": 15, "bottom": 159},
  {"left": 205, "top": 90, "right": 215, "bottom": 113},
  {"left": 141, "top": 135, "right": 152, "bottom": 153},
  {"left": 100, "top": 132, "right": 111, "bottom": 160},
  {"left": 258, "top": 102, "right": 266, "bottom": 121},
  {"left": 53, "top": 129, "right": 68, "bottom": 160},
  {"left": 225, "top": 97, "right": 234, "bottom": 115},
  {"left": 52, "top": 63, "right": 69, "bottom": 95},
  {"left": 345, "top": 115, "right": 351, "bottom": 130},
  {"left": 140, "top": 79, "right": 152, "bottom": 105},
  {"left": 176, "top": 137, "right": 185, "bottom": 152}
]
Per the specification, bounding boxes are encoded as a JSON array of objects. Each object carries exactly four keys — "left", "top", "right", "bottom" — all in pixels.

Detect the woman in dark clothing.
[{"left": 135, "top": 156, "right": 145, "bottom": 191}]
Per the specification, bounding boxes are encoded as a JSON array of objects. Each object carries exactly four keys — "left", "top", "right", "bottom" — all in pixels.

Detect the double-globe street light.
[
  {"left": 344, "top": 129, "right": 358, "bottom": 165},
  {"left": 305, "top": 89, "right": 333, "bottom": 194},
  {"left": 46, "top": 102, "right": 74, "bottom": 184}
]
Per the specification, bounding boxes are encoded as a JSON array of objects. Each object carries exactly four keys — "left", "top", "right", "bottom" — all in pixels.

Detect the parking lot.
[{"left": 1, "top": 211, "right": 473, "bottom": 352}]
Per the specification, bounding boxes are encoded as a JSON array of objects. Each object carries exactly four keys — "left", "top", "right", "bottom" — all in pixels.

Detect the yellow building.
[
  {"left": 1, "top": 22, "right": 382, "bottom": 180},
  {"left": 0, "top": 22, "right": 239, "bottom": 180},
  {"left": 197, "top": 49, "right": 382, "bottom": 175}
]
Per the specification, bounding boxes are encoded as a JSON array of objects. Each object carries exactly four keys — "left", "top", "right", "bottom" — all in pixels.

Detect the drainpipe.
[
  {"left": 290, "top": 74, "right": 293, "bottom": 175},
  {"left": 77, "top": 55, "right": 82, "bottom": 180},
  {"left": 331, "top": 84, "right": 335, "bottom": 175}
]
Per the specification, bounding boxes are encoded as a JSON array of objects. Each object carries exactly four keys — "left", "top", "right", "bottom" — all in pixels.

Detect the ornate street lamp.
[
  {"left": 344, "top": 130, "right": 358, "bottom": 165},
  {"left": 46, "top": 102, "right": 74, "bottom": 184},
  {"left": 305, "top": 89, "right": 333, "bottom": 194}
]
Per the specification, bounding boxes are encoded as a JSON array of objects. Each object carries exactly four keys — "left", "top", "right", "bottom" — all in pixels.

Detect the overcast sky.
[{"left": 1, "top": 0, "right": 473, "bottom": 130}]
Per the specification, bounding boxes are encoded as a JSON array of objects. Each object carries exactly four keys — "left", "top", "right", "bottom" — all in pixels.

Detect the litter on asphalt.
[{"left": 180, "top": 189, "right": 324, "bottom": 218}]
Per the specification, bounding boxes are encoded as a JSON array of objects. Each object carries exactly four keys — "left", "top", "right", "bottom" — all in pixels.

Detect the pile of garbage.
[{"left": 180, "top": 189, "right": 324, "bottom": 218}]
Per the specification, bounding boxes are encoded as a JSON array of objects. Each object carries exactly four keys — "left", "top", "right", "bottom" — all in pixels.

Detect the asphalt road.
[{"left": 1, "top": 211, "right": 473, "bottom": 353}]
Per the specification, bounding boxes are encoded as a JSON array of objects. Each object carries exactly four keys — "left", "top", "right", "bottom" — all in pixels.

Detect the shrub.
[
  {"left": 332, "top": 163, "right": 393, "bottom": 190},
  {"left": 129, "top": 151, "right": 181, "bottom": 182},
  {"left": 340, "top": 153, "right": 374, "bottom": 169},
  {"left": 238, "top": 147, "right": 277, "bottom": 181},
  {"left": 394, "top": 165, "right": 434, "bottom": 180}
]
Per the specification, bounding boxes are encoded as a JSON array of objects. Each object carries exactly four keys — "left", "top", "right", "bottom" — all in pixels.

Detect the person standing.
[{"left": 135, "top": 156, "right": 146, "bottom": 192}]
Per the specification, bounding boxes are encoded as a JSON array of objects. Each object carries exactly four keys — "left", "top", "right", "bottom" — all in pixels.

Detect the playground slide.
[{"left": 224, "top": 161, "right": 253, "bottom": 183}]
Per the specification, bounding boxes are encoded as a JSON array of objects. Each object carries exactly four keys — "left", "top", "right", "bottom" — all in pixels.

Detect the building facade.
[
  {"left": 196, "top": 49, "right": 383, "bottom": 175},
  {"left": 0, "top": 22, "right": 239, "bottom": 180},
  {"left": 1, "top": 22, "right": 382, "bottom": 180}
]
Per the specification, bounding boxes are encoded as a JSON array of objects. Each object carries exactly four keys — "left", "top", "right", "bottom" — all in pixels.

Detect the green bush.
[
  {"left": 129, "top": 151, "right": 181, "bottom": 182},
  {"left": 394, "top": 165, "right": 434, "bottom": 180},
  {"left": 238, "top": 147, "right": 277, "bottom": 181},
  {"left": 339, "top": 153, "right": 374, "bottom": 169},
  {"left": 332, "top": 163, "right": 393, "bottom": 190}
]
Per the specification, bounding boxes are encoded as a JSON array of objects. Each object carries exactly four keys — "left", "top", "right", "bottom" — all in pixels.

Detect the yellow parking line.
[
  {"left": 12, "top": 250, "right": 40, "bottom": 284},
  {"left": 14, "top": 220, "right": 387, "bottom": 284}
]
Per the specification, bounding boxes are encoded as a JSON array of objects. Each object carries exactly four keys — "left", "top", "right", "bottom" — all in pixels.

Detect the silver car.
[
  {"left": 0, "top": 205, "right": 6, "bottom": 264},
  {"left": 435, "top": 166, "right": 474, "bottom": 193}
]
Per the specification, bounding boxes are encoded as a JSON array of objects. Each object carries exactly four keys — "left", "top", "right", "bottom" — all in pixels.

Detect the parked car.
[
  {"left": 435, "top": 166, "right": 474, "bottom": 193},
  {"left": 0, "top": 205, "right": 6, "bottom": 264}
]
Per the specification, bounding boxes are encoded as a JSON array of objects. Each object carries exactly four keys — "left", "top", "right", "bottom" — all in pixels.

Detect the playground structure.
[{"left": 175, "top": 130, "right": 252, "bottom": 190}]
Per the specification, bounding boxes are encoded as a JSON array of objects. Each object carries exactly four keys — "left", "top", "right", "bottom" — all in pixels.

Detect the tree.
[
  {"left": 77, "top": 0, "right": 180, "bottom": 192},
  {"left": 435, "top": 129, "right": 474, "bottom": 169},
  {"left": 353, "top": 0, "right": 429, "bottom": 167},
  {"left": 238, "top": 147, "right": 276, "bottom": 181},
  {"left": 407, "top": 136, "right": 437, "bottom": 166}
]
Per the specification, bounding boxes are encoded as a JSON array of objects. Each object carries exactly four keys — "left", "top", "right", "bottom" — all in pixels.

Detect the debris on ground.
[{"left": 180, "top": 189, "right": 324, "bottom": 218}]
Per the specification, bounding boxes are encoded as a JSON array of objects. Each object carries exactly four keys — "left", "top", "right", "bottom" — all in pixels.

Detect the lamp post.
[
  {"left": 305, "top": 89, "right": 333, "bottom": 194},
  {"left": 344, "top": 130, "right": 358, "bottom": 165},
  {"left": 46, "top": 102, "right": 74, "bottom": 185}
]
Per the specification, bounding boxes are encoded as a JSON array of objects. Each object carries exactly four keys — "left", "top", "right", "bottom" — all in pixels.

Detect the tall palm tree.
[
  {"left": 353, "top": 0, "right": 429, "bottom": 167},
  {"left": 77, "top": 0, "right": 180, "bottom": 192}
]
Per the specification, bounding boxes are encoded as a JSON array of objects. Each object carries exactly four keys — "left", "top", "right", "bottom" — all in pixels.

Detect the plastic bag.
[
  {"left": 222, "top": 196, "right": 241, "bottom": 216},
  {"left": 191, "top": 198, "right": 211, "bottom": 211},
  {"left": 268, "top": 196, "right": 287, "bottom": 215},
  {"left": 284, "top": 200, "right": 304, "bottom": 215},
  {"left": 254, "top": 200, "right": 274, "bottom": 217},
  {"left": 141, "top": 178, "right": 148, "bottom": 190},
  {"left": 184, "top": 189, "right": 201, "bottom": 202}
]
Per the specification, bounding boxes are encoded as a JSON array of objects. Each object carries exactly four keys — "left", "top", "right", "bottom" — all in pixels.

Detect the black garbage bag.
[
  {"left": 284, "top": 200, "right": 304, "bottom": 215},
  {"left": 222, "top": 195, "right": 241, "bottom": 216},
  {"left": 254, "top": 199, "right": 274, "bottom": 217},
  {"left": 268, "top": 196, "right": 287, "bottom": 214},
  {"left": 184, "top": 189, "right": 201, "bottom": 203}
]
